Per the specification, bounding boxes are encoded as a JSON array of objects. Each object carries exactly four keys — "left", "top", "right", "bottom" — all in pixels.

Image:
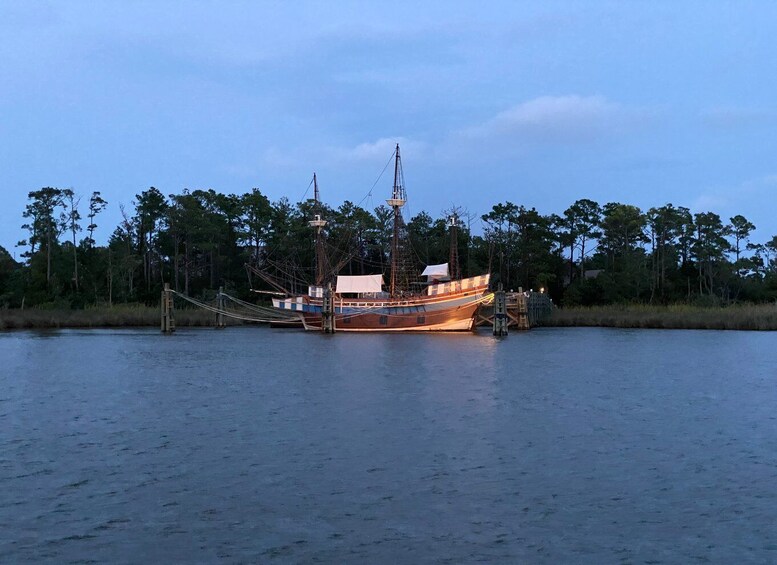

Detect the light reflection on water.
[{"left": 1, "top": 326, "right": 777, "bottom": 563}]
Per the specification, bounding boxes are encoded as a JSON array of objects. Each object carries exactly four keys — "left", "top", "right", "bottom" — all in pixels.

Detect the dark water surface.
[{"left": 2, "top": 327, "right": 777, "bottom": 563}]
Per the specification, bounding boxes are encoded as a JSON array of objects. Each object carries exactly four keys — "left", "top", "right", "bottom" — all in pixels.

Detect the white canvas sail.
[
  {"left": 335, "top": 274, "right": 384, "bottom": 294},
  {"left": 421, "top": 263, "right": 449, "bottom": 279}
]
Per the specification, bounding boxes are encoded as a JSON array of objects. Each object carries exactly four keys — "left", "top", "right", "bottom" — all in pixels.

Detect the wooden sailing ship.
[{"left": 270, "top": 144, "right": 491, "bottom": 331}]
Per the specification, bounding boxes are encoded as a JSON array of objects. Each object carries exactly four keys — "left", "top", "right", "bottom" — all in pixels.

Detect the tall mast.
[
  {"left": 387, "top": 144, "right": 406, "bottom": 297},
  {"left": 309, "top": 173, "right": 328, "bottom": 286},
  {"left": 448, "top": 212, "right": 460, "bottom": 280}
]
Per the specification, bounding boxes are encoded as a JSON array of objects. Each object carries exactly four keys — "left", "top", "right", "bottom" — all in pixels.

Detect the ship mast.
[
  {"left": 448, "top": 212, "right": 460, "bottom": 281},
  {"left": 309, "top": 173, "right": 328, "bottom": 286},
  {"left": 387, "top": 144, "right": 406, "bottom": 297}
]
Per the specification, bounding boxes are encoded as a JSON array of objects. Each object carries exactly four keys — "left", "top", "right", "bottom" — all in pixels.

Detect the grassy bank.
[
  {"left": 5, "top": 303, "right": 777, "bottom": 331},
  {"left": 541, "top": 303, "right": 777, "bottom": 330},
  {"left": 0, "top": 305, "right": 234, "bottom": 330}
]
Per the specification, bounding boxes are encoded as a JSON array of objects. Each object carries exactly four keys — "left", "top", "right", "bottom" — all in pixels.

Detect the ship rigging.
[{"left": 268, "top": 143, "right": 492, "bottom": 331}]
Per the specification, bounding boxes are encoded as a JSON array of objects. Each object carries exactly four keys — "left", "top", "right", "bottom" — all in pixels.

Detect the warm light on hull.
[
  {"left": 300, "top": 302, "right": 480, "bottom": 332},
  {"left": 272, "top": 274, "right": 491, "bottom": 333}
]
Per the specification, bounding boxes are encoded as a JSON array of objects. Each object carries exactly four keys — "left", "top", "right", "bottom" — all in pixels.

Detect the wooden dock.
[
  {"left": 476, "top": 292, "right": 529, "bottom": 330},
  {"left": 476, "top": 291, "right": 552, "bottom": 331}
]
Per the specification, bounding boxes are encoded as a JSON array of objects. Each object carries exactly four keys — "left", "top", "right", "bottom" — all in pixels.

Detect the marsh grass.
[
  {"left": 4, "top": 303, "right": 776, "bottom": 331},
  {"left": 542, "top": 303, "right": 777, "bottom": 330},
  {"left": 0, "top": 305, "right": 236, "bottom": 330}
]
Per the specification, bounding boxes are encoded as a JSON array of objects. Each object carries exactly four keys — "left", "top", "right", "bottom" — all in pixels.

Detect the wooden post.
[
  {"left": 322, "top": 282, "right": 336, "bottom": 333},
  {"left": 511, "top": 286, "right": 529, "bottom": 331},
  {"left": 216, "top": 286, "right": 226, "bottom": 329},
  {"left": 525, "top": 290, "right": 552, "bottom": 327},
  {"left": 161, "top": 282, "right": 175, "bottom": 333},
  {"left": 493, "top": 282, "right": 507, "bottom": 336}
]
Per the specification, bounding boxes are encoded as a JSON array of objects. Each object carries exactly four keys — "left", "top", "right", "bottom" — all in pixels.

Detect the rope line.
[{"left": 170, "top": 290, "right": 297, "bottom": 323}]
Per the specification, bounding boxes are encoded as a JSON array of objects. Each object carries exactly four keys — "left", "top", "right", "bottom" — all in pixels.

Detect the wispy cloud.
[
  {"left": 330, "top": 137, "right": 428, "bottom": 162},
  {"left": 691, "top": 193, "right": 730, "bottom": 213},
  {"left": 260, "top": 147, "right": 304, "bottom": 169},
  {"left": 259, "top": 96, "right": 637, "bottom": 170},
  {"left": 458, "top": 95, "right": 631, "bottom": 144},
  {"left": 692, "top": 174, "right": 777, "bottom": 216},
  {"left": 261, "top": 137, "right": 428, "bottom": 170}
]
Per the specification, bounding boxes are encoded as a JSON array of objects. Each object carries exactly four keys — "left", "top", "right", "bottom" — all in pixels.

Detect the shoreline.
[
  {"left": 540, "top": 304, "right": 777, "bottom": 331},
  {"left": 0, "top": 306, "right": 234, "bottom": 330},
  {"left": 3, "top": 304, "right": 777, "bottom": 331}
]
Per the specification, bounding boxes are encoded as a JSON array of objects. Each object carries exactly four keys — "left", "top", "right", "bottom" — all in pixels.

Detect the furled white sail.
[
  {"left": 335, "top": 274, "right": 384, "bottom": 294},
  {"left": 421, "top": 263, "right": 449, "bottom": 278}
]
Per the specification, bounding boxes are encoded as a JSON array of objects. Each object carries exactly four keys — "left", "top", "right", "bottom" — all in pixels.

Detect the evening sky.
[{"left": 2, "top": 1, "right": 776, "bottom": 255}]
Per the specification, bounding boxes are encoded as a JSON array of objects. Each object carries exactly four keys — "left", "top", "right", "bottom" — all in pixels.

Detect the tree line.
[{"left": 1, "top": 186, "right": 776, "bottom": 309}]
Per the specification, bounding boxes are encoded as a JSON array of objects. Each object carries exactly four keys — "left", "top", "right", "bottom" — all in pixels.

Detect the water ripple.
[{"left": 1, "top": 327, "right": 776, "bottom": 562}]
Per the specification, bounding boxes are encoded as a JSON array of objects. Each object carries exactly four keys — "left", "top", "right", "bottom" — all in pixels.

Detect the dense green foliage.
[{"left": 3, "top": 186, "right": 777, "bottom": 309}]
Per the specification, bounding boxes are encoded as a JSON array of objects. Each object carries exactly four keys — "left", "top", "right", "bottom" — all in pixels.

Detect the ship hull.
[
  {"left": 301, "top": 298, "right": 480, "bottom": 331},
  {"left": 273, "top": 274, "right": 491, "bottom": 332}
]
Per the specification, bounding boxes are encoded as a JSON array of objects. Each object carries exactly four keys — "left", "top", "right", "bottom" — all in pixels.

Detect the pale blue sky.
[{"left": 2, "top": 1, "right": 777, "bottom": 255}]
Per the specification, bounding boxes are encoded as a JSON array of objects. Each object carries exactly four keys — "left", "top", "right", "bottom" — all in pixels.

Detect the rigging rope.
[
  {"left": 299, "top": 175, "right": 315, "bottom": 203},
  {"left": 221, "top": 292, "right": 285, "bottom": 316},
  {"left": 170, "top": 290, "right": 296, "bottom": 323},
  {"left": 168, "top": 288, "right": 493, "bottom": 325},
  {"left": 359, "top": 149, "right": 396, "bottom": 208}
]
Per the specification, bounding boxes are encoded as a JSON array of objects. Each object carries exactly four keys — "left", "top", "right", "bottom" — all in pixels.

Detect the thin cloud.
[
  {"left": 258, "top": 97, "right": 639, "bottom": 172},
  {"left": 692, "top": 174, "right": 777, "bottom": 217},
  {"left": 333, "top": 137, "right": 427, "bottom": 162},
  {"left": 258, "top": 137, "right": 428, "bottom": 174},
  {"left": 459, "top": 95, "right": 629, "bottom": 144},
  {"left": 260, "top": 147, "right": 303, "bottom": 169},
  {"left": 692, "top": 193, "right": 730, "bottom": 213}
]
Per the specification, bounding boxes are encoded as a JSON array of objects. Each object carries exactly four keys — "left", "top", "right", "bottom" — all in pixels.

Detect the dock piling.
[
  {"left": 161, "top": 283, "right": 175, "bottom": 333},
  {"left": 493, "top": 283, "right": 508, "bottom": 336},
  {"left": 322, "top": 282, "right": 336, "bottom": 333},
  {"left": 216, "top": 286, "right": 226, "bottom": 328}
]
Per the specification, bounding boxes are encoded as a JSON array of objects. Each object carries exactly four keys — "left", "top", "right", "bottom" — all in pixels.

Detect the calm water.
[{"left": 1, "top": 326, "right": 777, "bottom": 563}]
